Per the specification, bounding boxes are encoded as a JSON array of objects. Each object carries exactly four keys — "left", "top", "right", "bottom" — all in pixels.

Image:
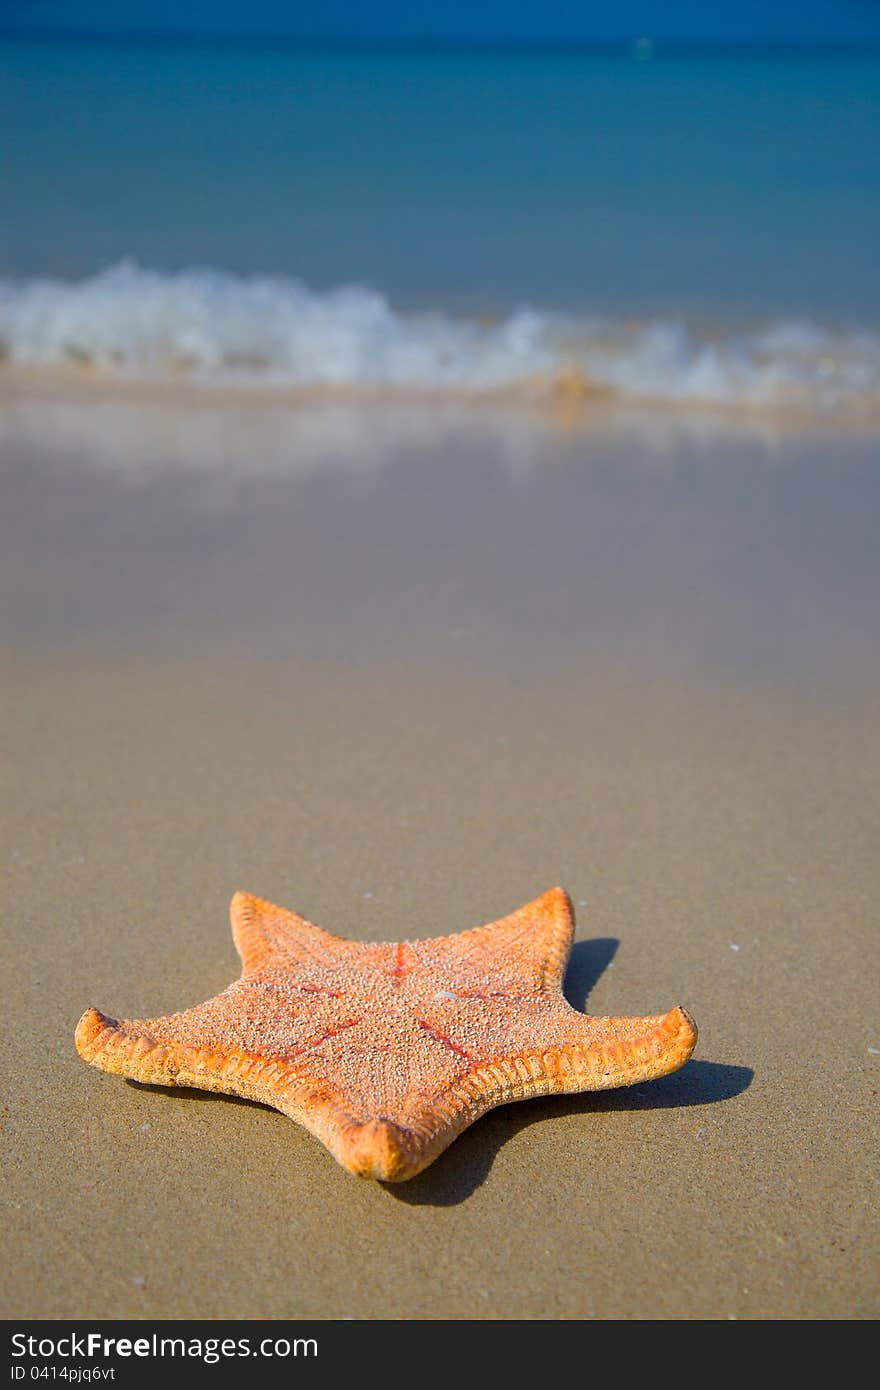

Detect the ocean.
[{"left": 1, "top": 37, "right": 879, "bottom": 412}]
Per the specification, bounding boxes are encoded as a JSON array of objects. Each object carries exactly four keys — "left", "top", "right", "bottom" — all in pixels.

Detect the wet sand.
[{"left": 1, "top": 387, "right": 878, "bottom": 1319}]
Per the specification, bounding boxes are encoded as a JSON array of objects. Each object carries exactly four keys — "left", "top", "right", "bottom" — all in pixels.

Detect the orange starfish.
[{"left": 75, "top": 888, "right": 697, "bottom": 1181}]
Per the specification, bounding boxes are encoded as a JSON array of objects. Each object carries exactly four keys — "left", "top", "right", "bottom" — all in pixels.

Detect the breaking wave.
[{"left": 2, "top": 262, "right": 879, "bottom": 414}]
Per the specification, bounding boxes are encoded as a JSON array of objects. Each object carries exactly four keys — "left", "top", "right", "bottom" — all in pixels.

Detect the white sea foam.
[{"left": 1, "top": 262, "right": 879, "bottom": 413}]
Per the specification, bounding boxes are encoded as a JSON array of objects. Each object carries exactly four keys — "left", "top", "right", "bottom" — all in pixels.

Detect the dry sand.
[{"left": 1, "top": 387, "right": 878, "bottom": 1319}]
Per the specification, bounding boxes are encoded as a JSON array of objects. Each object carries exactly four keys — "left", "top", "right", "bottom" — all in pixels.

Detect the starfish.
[{"left": 75, "top": 888, "right": 697, "bottom": 1181}]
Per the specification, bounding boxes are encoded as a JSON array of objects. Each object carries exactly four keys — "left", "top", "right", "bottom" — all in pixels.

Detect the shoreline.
[{"left": 3, "top": 364, "right": 880, "bottom": 440}]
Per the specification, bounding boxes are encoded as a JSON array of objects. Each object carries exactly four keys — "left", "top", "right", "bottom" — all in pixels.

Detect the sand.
[{"left": 1, "top": 385, "right": 878, "bottom": 1319}]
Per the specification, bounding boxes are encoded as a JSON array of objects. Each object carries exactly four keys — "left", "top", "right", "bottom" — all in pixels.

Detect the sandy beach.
[{"left": 1, "top": 384, "right": 878, "bottom": 1319}]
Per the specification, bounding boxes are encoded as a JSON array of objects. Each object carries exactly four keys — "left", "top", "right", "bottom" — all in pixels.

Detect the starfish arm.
[
  {"left": 338, "top": 1006, "right": 697, "bottom": 1181},
  {"left": 516, "top": 1003, "right": 699, "bottom": 1093},
  {"left": 75, "top": 1005, "right": 265, "bottom": 1091},
  {"left": 74, "top": 1003, "right": 352, "bottom": 1116},
  {"left": 230, "top": 891, "right": 345, "bottom": 973},
  {"left": 315, "top": 1003, "right": 695, "bottom": 1180},
  {"left": 447, "top": 887, "right": 575, "bottom": 991},
  {"left": 74, "top": 960, "right": 357, "bottom": 1098}
]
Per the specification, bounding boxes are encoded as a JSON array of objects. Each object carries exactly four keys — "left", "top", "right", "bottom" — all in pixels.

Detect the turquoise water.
[{"left": 2, "top": 39, "right": 878, "bottom": 319}]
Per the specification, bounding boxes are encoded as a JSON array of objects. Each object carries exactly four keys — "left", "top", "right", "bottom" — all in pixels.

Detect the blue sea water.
[{"left": 1, "top": 38, "right": 879, "bottom": 408}]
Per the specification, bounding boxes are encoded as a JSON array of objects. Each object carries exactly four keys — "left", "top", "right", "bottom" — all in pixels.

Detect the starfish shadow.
[
  {"left": 128, "top": 1081, "right": 270, "bottom": 1110},
  {"left": 563, "top": 937, "right": 620, "bottom": 1010}
]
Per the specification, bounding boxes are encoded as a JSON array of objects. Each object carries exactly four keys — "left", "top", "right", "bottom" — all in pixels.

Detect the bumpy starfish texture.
[{"left": 75, "top": 889, "right": 697, "bottom": 1181}]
